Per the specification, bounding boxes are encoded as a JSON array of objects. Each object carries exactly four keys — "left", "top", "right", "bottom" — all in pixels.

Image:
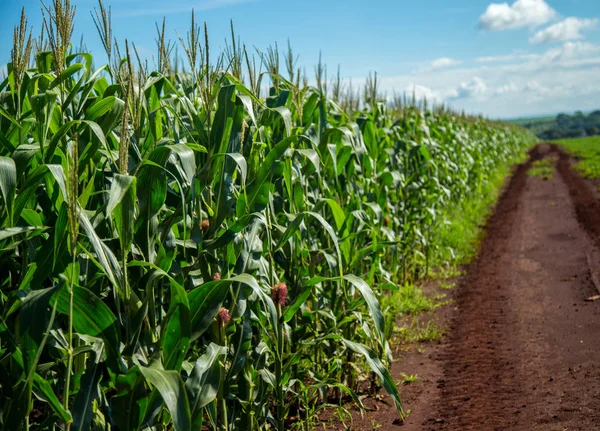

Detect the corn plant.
[{"left": 0, "top": 2, "right": 535, "bottom": 430}]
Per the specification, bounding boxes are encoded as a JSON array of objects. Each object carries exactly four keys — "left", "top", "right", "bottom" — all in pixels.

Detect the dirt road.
[
  {"left": 412, "top": 143, "right": 600, "bottom": 430},
  {"left": 340, "top": 144, "right": 600, "bottom": 430}
]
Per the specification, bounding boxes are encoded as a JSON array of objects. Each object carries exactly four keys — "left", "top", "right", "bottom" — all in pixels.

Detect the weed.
[
  {"left": 370, "top": 420, "right": 383, "bottom": 429},
  {"left": 439, "top": 281, "right": 456, "bottom": 290},
  {"left": 383, "top": 283, "right": 437, "bottom": 316},
  {"left": 395, "top": 320, "right": 443, "bottom": 343},
  {"left": 415, "top": 321, "right": 444, "bottom": 342},
  {"left": 430, "top": 266, "right": 466, "bottom": 280},
  {"left": 398, "top": 373, "right": 419, "bottom": 385},
  {"left": 528, "top": 157, "right": 556, "bottom": 179}
]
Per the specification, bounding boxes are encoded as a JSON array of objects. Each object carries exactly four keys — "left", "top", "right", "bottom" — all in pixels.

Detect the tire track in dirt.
[{"left": 417, "top": 144, "right": 600, "bottom": 430}]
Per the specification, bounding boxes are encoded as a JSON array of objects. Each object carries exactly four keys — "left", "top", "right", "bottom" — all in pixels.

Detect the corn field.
[{"left": 0, "top": 2, "right": 535, "bottom": 430}]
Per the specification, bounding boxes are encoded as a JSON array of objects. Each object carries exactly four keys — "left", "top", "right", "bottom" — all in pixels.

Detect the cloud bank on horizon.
[{"left": 380, "top": 0, "right": 600, "bottom": 118}]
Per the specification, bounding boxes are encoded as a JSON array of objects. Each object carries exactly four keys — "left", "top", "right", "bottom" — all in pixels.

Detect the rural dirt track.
[
  {"left": 338, "top": 144, "right": 600, "bottom": 430},
  {"left": 416, "top": 143, "right": 600, "bottom": 430},
  {"left": 415, "top": 144, "right": 600, "bottom": 431}
]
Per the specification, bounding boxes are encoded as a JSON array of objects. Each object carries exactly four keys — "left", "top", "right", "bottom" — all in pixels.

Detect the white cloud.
[
  {"left": 522, "top": 80, "right": 555, "bottom": 101},
  {"left": 476, "top": 42, "right": 600, "bottom": 66},
  {"left": 495, "top": 82, "right": 519, "bottom": 95},
  {"left": 524, "top": 80, "right": 548, "bottom": 94},
  {"left": 417, "top": 57, "right": 463, "bottom": 73},
  {"left": 476, "top": 52, "right": 537, "bottom": 63},
  {"left": 404, "top": 84, "right": 443, "bottom": 104},
  {"left": 367, "top": 41, "right": 600, "bottom": 117},
  {"left": 540, "top": 41, "right": 600, "bottom": 62},
  {"left": 430, "top": 57, "right": 462, "bottom": 70},
  {"left": 448, "top": 77, "right": 488, "bottom": 100},
  {"left": 479, "top": 0, "right": 556, "bottom": 31},
  {"left": 530, "top": 17, "right": 600, "bottom": 44}
]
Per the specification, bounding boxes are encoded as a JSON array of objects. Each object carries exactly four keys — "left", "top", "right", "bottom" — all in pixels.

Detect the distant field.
[
  {"left": 555, "top": 136, "right": 600, "bottom": 179},
  {"left": 505, "top": 116, "right": 556, "bottom": 126}
]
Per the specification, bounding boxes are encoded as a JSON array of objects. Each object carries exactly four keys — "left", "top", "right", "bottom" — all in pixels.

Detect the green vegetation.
[
  {"left": 438, "top": 281, "right": 456, "bottom": 290},
  {"left": 556, "top": 136, "right": 600, "bottom": 179},
  {"left": 394, "top": 320, "right": 443, "bottom": 343},
  {"left": 528, "top": 157, "right": 556, "bottom": 179},
  {"left": 509, "top": 111, "right": 600, "bottom": 140},
  {"left": 0, "top": 1, "right": 535, "bottom": 429},
  {"left": 431, "top": 161, "right": 518, "bottom": 269},
  {"left": 398, "top": 373, "right": 419, "bottom": 385},
  {"left": 381, "top": 283, "right": 437, "bottom": 317},
  {"left": 506, "top": 115, "right": 555, "bottom": 127},
  {"left": 413, "top": 322, "right": 444, "bottom": 343}
]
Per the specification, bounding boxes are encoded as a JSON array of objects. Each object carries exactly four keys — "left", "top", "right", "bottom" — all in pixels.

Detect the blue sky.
[{"left": 1, "top": 0, "right": 599, "bottom": 118}]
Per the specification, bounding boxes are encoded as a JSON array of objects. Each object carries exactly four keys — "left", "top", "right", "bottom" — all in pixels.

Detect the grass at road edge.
[
  {"left": 383, "top": 147, "right": 532, "bottom": 351},
  {"left": 431, "top": 150, "right": 530, "bottom": 271},
  {"left": 555, "top": 136, "right": 600, "bottom": 179}
]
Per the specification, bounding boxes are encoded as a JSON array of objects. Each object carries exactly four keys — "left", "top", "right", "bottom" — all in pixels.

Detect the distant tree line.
[{"left": 521, "top": 111, "right": 600, "bottom": 140}]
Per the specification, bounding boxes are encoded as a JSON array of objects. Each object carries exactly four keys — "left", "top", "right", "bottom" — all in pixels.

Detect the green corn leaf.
[
  {"left": 33, "top": 373, "right": 72, "bottom": 423},
  {"left": 45, "top": 120, "right": 109, "bottom": 163},
  {"left": 107, "top": 174, "right": 136, "bottom": 254},
  {"left": 49, "top": 63, "right": 85, "bottom": 90},
  {"left": 296, "top": 148, "right": 321, "bottom": 175},
  {"left": 237, "top": 93, "right": 258, "bottom": 126},
  {"left": 343, "top": 274, "right": 385, "bottom": 343},
  {"left": 0, "top": 156, "right": 16, "bottom": 226},
  {"left": 283, "top": 288, "right": 312, "bottom": 323},
  {"left": 19, "top": 209, "right": 43, "bottom": 227},
  {"left": 0, "top": 105, "right": 20, "bottom": 128},
  {"left": 341, "top": 338, "right": 403, "bottom": 418},
  {"left": 187, "top": 342, "right": 227, "bottom": 427},
  {"left": 11, "top": 144, "right": 39, "bottom": 172},
  {"left": 169, "top": 143, "right": 196, "bottom": 187},
  {"left": 161, "top": 280, "right": 191, "bottom": 370},
  {"left": 274, "top": 213, "right": 305, "bottom": 251},
  {"left": 0, "top": 226, "right": 46, "bottom": 241},
  {"left": 79, "top": 207, "right": 125, "bottom": 291},
  {"left": 306, "top": 211, "right": 342, "bottom": 273},
  {"left": 72, "top": 341, "right": 104, "bottom": 431},
  {"left": 227, "top": 317, "right": 252, "bottom": 377},
  {"left": 86, "top": 95, "right": 118, "bottom": 121},
  {"left": 55, "top": 284, "right": 120, "bottom": 360},
  {"left": 270, "top": 106, "right": 292, "bottom": 137},
  {"left": 4, "top": 292, "right": 59, "bottom": 430},
  {"left": 223, "top": 152, "right": 248, "bottom": 186},
  {"left": 210, "top": 84, "right": 238, "bottom": 154},
  {"left": 18, "top": 287, "right": 57, "bottom": 376},
  {"left": 107, "top": 174, "right": 135, "bottom": 217},
  {"left": 242, "top": 136, "right": 295, "bottom": 214},
  {"left": 17, "top": 233, "right": 69, "bottom": 292},
  {"left": 188, "top": 274, "right": 277, "bottom": 341},
  {"left": 138, "top": 362, "right": 191, "bottom": 431},
  {"left": 322, "top": 199, "right": 346, "bottom": 231},
  {"left": 110, "top": 367, "right": 148, "bottom": 431},
  {"left": 188, "top": 278, "right": 237, "bottom": 341},
  {"left": 303, "top": 274, "right": 384, "bottom": 343}
]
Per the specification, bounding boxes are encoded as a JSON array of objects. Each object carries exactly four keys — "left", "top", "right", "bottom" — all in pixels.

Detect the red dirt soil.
[{"left": 336, "top": 144, "right": 600, "bottom": 430}]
